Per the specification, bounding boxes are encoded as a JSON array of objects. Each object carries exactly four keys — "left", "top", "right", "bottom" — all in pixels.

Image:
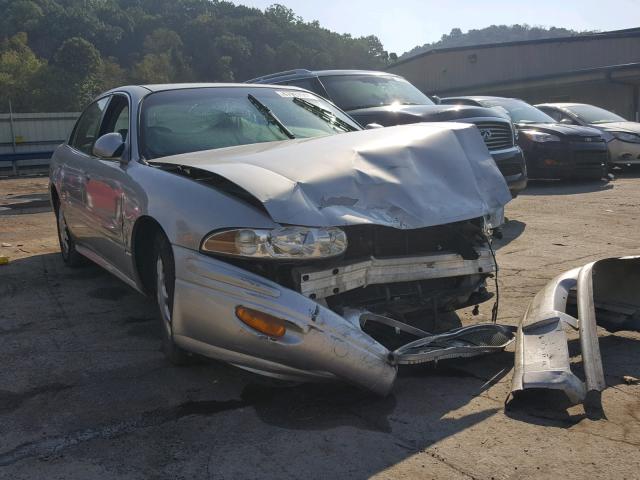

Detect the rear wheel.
[
  {"left": 55, "top": 204, "right": 84, "bottom": 267},
  {"left": 153, "top": 233, "right": 194, "bottom": 365}
]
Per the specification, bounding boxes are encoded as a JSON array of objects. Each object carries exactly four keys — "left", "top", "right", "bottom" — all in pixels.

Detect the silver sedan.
[{"left": 50, "top": 83, "right": 513, "bottom": 394}]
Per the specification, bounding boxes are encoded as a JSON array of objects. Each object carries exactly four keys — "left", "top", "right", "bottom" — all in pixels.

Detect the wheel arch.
[
  {"left": 50, "top": 184, "right": 60, "bottom": 213},
  {"left": 131, "top": 215, "right": 169, "bottom": 295}
]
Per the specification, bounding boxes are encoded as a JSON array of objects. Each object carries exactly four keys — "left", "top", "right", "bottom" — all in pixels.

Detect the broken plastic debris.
[
  {"left": 512, "top": 256, "right": 640, "bottom": 404},
  {"left": 0, "top": 256, "right": 9, "bottom": 265},
  {"left": 623, "top": 375, "right": 639, "bottom": 385}
]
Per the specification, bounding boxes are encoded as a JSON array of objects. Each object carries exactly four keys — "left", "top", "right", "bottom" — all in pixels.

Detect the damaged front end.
[
  {"left": 153, "top": 123, "right": 515, "bottom": 394},
  {"left": 171, "top": 219, "right": 514, "bottom": 395},
  {"left": 511, "top": 256, "right": 640, "bottom": 404}
]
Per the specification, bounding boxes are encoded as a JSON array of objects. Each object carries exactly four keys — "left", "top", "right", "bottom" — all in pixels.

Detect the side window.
[
  {"left": 560, "top": 113, "right": 578, "bottom": 125},
  {"left": 543, "top": 108, "right": 563, "bottom": 122},
  {"left": 70, "top": 97, "right": 109, "bottom": 154},
  {"left": 100, "top": 95, "right": 130, "bottom": 141}
]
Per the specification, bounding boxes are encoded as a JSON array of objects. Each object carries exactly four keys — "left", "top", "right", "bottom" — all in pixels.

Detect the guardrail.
[
  {"left": 0, "top": 109, "right": 78, "bottom": 176},
  {"left": 0, "top": 150, "right": 56, "bottom": 176}
]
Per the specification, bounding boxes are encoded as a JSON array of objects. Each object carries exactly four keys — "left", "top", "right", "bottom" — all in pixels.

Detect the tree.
[
  {"left": 37, "top": 37, "right": 104, "bottom": 111},
  {"left": 265, "top": 4, "right": 300, "bottom": 24},
  {"left": 53, "top": 37, "right": 102, "bottom": 78},
  {"left": 132, "top": 28, "right": 192, "bottom": 83},
  {"left": 0, "top": 0, "right": 470, "bottom": 112},
  {"left": 0, "top": 33, "right": 44, "bottom": 111},
  {"left": 1, "top": 0, "right": 43, "bottom": 37}
]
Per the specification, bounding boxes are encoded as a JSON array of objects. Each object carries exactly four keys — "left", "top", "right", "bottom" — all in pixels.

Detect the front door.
[
  {"left": 61, "top": 97, "right": 110, "bottom": 241},
  {"left": 81, "top": 94, "right": 132, "bottom": 274}
]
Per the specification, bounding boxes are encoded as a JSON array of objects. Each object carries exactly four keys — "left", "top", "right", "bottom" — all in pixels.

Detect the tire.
[
  {"left": 55, "top": 205, "right": 84, "bottom": 267},
  {"left": 153, "top": 233, "right": 194, "bottom": 365}
]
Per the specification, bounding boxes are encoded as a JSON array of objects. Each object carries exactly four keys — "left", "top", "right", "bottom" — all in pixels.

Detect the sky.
[{"left": 230, "top": 0, "right": 640, "bottom": 55}]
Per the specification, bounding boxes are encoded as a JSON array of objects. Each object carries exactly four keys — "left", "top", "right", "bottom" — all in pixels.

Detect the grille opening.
[
  {"left": 210, "top": 219, "right": 487, "bottom": 293},
  {"left": 473, "top": 121, "right": 514, "bottom": 151}
]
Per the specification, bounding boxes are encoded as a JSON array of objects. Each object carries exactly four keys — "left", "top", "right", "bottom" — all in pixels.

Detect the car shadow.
[
  {"left": 519, "top": 178, "right": 613, "bottom": 196},
  {"left": 0, "top": 193, "right": 52, "bottom": 215},
  {"left": 493, "top": 218, "right": 526, "bottom": 250}
]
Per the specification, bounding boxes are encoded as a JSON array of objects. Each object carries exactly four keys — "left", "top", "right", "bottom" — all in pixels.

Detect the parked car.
[
  {"left": 246, "top": 70, "right": 527, "bottom": 196},
  {"left": 536, "top": 103, "right": 640, "bottom": 168},
  {"left": 442, "top": 96, "right": 609, "bottom": 180},
  {"left": 50, "top": 83, "right": 513, "bottom": 395}
]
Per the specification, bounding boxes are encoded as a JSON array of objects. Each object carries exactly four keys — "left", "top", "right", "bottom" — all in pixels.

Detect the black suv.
[
  {"left": 442, "top": 96, "right": 609, "bottom": 180},
  {"left": 247, "top": 69, "right": 527, "bottom": 196}
]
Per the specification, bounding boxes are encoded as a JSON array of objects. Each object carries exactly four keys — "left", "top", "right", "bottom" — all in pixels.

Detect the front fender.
[{"left": 170, "top": 245, "right": 398, "bottom": 395}]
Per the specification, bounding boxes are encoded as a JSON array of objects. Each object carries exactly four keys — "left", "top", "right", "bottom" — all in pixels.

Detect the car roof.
[
  {"left": 105, "top": 83, "right": 307, "bottom": 94},
  {"left": 313, "top": 70, "right": 397, "bottom": 77},
  {"left": 443, "top": 96, "right": 521, "bottom": 102},
  {"left": 246, "top": 69, "right": 401, "bottom": 83},
  {"left": 535, "top": 103, "right": 586, "bottom": 108}
]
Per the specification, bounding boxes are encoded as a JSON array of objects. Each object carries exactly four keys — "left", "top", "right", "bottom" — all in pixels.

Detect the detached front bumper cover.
[{"left": 511, "top": 256, "right": 640, "bottom": 404}]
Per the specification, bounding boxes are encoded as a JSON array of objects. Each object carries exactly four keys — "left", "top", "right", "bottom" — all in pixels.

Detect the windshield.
[
  {"left": 479, "top": 98, "right": 556, "bottom": 124},
  {"left": 140, "top": 87, "right": 360, "bottom": 159},
  {"left": 320, "top": 74, "right": 434, "bottom": 111},
  {"left": 565, "top": 104, "right": 626, "bottom": 124}
]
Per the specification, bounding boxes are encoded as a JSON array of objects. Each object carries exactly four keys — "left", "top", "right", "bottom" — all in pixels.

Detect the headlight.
[
  {"left": 611, "top": 131, "right": 640, "bottom": 143},
  {"left": 521, "top": 130, "right": 561, "bottom": 143},
  {"left": 201, "top": 226, "right": 348, "bottom": 259}
]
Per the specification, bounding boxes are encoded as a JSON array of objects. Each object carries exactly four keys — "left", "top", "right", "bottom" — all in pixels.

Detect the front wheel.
[{"left": 153, "top": 233, "right": 194, "bottom": 365}]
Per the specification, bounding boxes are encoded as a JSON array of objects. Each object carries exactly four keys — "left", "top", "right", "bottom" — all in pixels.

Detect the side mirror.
[
  {"left": 93, "top": 132, "right": 125, "bottom": 159},
  {"left": 560, "top": 118, "right": 574, "bottom": 125},
  {"left": 431, "top": 95, "right": 441, "bottom": 105},
  {"left": 365, "top": 123, "right": 384, "bottom": 130}
]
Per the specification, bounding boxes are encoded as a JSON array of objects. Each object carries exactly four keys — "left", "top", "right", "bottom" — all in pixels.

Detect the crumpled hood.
[
  {"left": 594, "top": 121, "right": 640, "bottom": 135},
  {"left": 516, "top": 122, "right": 603, "bottom": 137},
  {"left": 152, "top": 123, "right": 511, "bottom": 229}
]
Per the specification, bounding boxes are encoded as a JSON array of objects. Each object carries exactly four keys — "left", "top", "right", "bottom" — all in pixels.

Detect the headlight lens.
[
  {"left": 611, "top": 131, "right": 640, "bottom": 143},
  {"left": 202, "top": 226, "right": 348, "bottom": 259},
  {"left": 521, "top": 130, "right": 561, "bottom": 143}
]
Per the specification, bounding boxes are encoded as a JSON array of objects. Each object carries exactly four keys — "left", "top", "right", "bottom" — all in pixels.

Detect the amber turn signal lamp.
[{"left": 235, "top": 306, "right": 286, "bottom": 338}]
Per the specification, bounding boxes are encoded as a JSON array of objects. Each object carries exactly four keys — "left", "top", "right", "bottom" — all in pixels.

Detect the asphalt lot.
[{"left": 1, "top": 173, "right": 640, "bottom": 479}]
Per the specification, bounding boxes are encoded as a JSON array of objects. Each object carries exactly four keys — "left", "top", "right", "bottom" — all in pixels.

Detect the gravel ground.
[{"left": 1, "top": 173, "right": 639, "bottom": 480}]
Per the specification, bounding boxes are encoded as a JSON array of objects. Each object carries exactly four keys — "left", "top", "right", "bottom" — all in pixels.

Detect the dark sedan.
[
  {"left": 536, "top": 103, "right": 640, "bottom": 168},
  {"left": 247, "top": 70, "right": 527, "bottom": 196},
  {"left": 442, "top": 96, "right": 609, "bottom": 180}
]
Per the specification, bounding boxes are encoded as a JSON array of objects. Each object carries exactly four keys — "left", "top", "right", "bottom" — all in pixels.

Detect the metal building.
[{"left": 387, "top": 28, "right": 640, "bottom": 121}]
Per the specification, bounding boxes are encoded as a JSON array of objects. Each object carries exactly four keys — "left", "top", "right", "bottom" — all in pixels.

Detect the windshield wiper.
[
  {"left": 247, "top": 94, "right": 295, "bottom": 139},
  {"left": 292, "top": 97, "right": 357, "bottom": 132}
]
